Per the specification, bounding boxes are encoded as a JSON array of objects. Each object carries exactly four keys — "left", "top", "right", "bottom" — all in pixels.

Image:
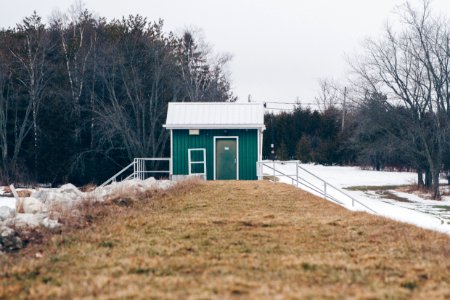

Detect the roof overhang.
[{"left": 163, "top": 124, "right": 266, "bottom": 130}]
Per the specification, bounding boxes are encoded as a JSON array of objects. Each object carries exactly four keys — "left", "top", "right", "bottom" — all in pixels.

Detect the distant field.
[{"left": 1, "top": 181, "right": 450, "bottom": 299}]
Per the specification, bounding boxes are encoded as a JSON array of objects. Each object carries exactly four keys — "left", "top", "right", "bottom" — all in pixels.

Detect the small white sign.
[
  {"left": 224, "top": 147, "right": 230, "bottom": 150},
  {"left": 189, "top": 129, "right": 200, "bottom": 135}
]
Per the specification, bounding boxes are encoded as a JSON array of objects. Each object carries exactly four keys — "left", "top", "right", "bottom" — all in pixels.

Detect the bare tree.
[
  {"left": 315, "top": 78, "right": 342, "bottom": 112},
  {"left": 0, "top": 53, "right": 11, "bottom": 169},
  {"left": 8, "top": 12, "right": 50, "bottom": 180},
  {"left": 94, "top": 17, "right": 177, "bottom": 161},
  {"left": 51, "top": 2, "right": 96, "bottom": 138},
  {"left": 351, "top": 0, "right": 450, "bottom": 198}
]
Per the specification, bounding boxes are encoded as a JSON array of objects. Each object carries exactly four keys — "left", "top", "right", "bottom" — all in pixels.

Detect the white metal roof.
[{"left": 164, "top": 102, "right": 265, "bottom": 130}]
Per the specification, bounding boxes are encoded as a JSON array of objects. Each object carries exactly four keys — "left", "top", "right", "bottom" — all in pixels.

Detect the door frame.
[{"left": 213, "top": 136, "right": 239, "bottom": 180}]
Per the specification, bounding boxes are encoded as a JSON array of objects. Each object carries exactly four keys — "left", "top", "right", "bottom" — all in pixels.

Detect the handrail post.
[
  {"left": 324, "top": 182, "right": 327, "bottom": 199},
  {"left": 138, "top": 159, "right": 141, "bottom": 180},
  {"left": 137, "top": 159, "right": 139, "bottom": 180},
  {"left": 169, "top": 156, "right": 172, "bottom": 178},
  {"left": 273, "top": 160, "right": 275, "bottom": 182},
  {"left": 296, "top": 162, "right": 299, "bottom": 187}
]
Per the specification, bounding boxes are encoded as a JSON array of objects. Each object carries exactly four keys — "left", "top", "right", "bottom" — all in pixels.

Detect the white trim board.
[
  {"left": 164, "top": 124, "right": 265, "bottom": 130},
  {"left": 170, "top": 130, "right": 173, "bottom": 177},
  {"left": 213, "top": 136, "right": 239, "bottom": 180},
  {"left": 188, "top": 148, "right": 207, "bottom": 179}
]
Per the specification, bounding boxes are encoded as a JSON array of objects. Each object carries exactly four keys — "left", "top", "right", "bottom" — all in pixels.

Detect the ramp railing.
[
  {"left": 257, "top": 160, "right": 376, "bottom": 213},
  {"left": 100, "top": 158, "right": 171, "bottom": 187},
  {"left": 133, "top": 158, "right": 171, "bottom": 181}
]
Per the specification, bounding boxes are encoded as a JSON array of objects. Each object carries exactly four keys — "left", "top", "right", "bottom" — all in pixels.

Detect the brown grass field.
[{"left": 1, "top": 180, "right": 450, "bottom": 299}]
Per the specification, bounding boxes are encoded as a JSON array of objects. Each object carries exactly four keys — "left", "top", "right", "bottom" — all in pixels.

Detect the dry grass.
[
  {"left": 79, "top": 183, "right": 97, "bottom": 193},
  {"left": 1, "top": 180, "right": 450, "bottom": 299},
  {"left": 1, "top": 187, "right": 32, "bottom": 197},
  {"left": 345, "top": 185, "right": 405, "bottom": 191}
]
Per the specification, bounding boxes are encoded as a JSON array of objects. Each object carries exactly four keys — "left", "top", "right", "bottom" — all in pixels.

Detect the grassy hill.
[{"left": 1, "top": 180, "right": 449, "bottom": 299}]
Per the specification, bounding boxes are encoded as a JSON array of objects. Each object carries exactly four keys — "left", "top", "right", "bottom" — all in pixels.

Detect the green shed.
[{"left": 164, "top": 102, "right": 265, "bottom": 180}]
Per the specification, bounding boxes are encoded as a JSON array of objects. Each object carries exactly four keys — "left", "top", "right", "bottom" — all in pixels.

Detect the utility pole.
[{"left": 341, "top": 87, "right": 347, "bottom": 132}]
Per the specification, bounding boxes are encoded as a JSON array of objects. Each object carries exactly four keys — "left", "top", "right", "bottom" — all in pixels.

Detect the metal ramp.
[
  {"left": 257, "top": 161, "right": 376, "bottom": 214},
  {"left": 100, "top": 158, "right": 171, "bottom": 187}
]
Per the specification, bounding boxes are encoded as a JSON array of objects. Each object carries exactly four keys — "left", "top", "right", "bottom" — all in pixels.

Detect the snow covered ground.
[
  {"left": 0, "top": 196, "right": 15, "bottom": 210},
  {"left": 262, "top": 161, "right": 450, "bottom": 235}
]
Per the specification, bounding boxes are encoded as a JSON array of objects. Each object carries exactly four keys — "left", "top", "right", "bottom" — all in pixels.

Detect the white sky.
[{"left": 2, "top": 0, "right": 450, "bottom": 106}]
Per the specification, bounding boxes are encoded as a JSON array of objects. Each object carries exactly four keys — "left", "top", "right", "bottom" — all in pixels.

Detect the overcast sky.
[{"left": 2, "top": 0, "right": 450, "bottom": 107}]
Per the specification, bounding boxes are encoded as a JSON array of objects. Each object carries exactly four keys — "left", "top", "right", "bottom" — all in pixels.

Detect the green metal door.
[{"left": 216, "top": 138, "right": 237, "bottom": 180}]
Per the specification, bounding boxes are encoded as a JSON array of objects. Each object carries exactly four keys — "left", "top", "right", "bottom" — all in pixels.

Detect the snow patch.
[
  {"left": 22, "top": 197, "right": 44, "bottom": 214},
  {"left": 0, "top": 206, "right": 15, "bottom": 221},
  {"left": 0, "top": 177, "right": 176, "bottom": 231},
  {"left": 13, "top": 213, "right": 45, "bottom": 229}
]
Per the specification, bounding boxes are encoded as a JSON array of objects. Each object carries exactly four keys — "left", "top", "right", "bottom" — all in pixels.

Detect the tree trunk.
[
  {"left": 417, "top": 168, "right": 424, "bottom": 187},
  {"left": 431, "top": 168, "right": 440, "bottom": 199},
  {"left": 425, "top": 168, "right": 432, "bottom": 188}
]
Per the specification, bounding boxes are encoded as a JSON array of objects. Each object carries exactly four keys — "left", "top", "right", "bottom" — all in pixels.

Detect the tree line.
[
  {"left": 0, "top": 6, "right": 234, "bottom": 185},
  {"left": 263, "top": 103, "right": 414, "bottom": 169},
  {"left": 263, "top": 106, "right": 349, "bottom": 165}
]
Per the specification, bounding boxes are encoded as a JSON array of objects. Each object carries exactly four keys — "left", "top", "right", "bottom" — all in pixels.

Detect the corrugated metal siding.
[
  {"left": 165, "top": 102, "right": 265, "bottom": 129},
  {"left": 173, "top": 129, "right": 258, "bottom": 180}
]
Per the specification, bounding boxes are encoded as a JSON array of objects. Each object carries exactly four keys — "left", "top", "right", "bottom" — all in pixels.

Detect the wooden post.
[{"left": 9, "top": 184, "right": 23, "bottom": 213}]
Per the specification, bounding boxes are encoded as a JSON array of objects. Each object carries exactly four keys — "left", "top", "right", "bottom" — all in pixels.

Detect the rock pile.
[{"left": 0, "top": 178, "right": 174, "bottom": 253}]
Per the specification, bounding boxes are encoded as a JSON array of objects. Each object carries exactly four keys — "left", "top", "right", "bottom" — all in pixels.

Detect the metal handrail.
[
  {"left": 262, "top": 163, "right": 345, "bottom": 206},
  {"left": 296, "top": 163, "right": 376, "bottom": 213},
  {"left": 133, "top": 158, "right": 171, "bottom": 180},
  {"left": 100, "top": 157, "right": 171, "bottom": 187},
  {"left": 257, "top": 161, "right": 377, "bottom": 214},
  {"left": 100, "top": 161, "right": 135, "bottom": 187}
]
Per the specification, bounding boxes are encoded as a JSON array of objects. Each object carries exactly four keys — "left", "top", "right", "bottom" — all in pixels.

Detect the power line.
[
  {"left": 263, "top": 101, "right": 320, "bottom": 106},
  {"left": 264, "top": 107, "right": 296, "bottom": 111},
  {"left": 247, "top": 99, "right": 323, "bottom": 112},
  {"left": 264, "top": 101, "right": 301, "bottom": 105}
]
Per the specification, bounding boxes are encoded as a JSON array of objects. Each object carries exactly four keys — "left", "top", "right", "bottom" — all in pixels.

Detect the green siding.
[{"left": 172, "top": 129, "right": 258, "bottom": 180}]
